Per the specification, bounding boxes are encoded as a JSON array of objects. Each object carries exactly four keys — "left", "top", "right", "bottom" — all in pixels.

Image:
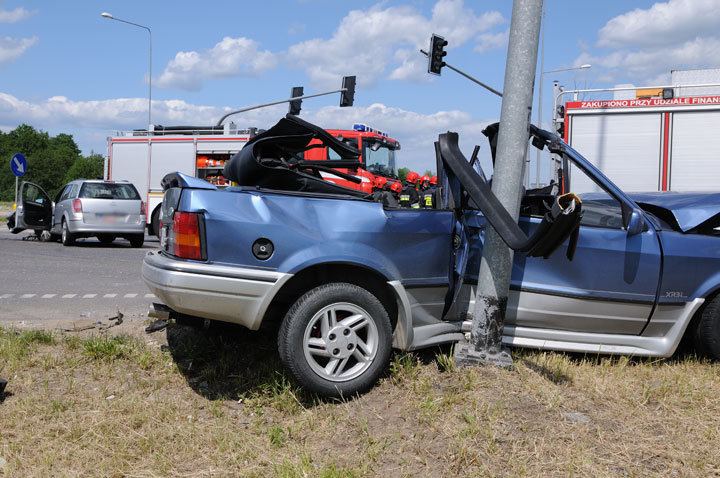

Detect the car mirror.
[{"left": 627, "top": 209, "right": 645, "bottom": 236}]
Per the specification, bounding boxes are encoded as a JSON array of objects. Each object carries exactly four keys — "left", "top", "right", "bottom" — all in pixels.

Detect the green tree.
[
  {"left": 397, "top": 167, "right": 410, "bottom": 184},
  {"left": 64, "top": 154, "right": 104, "bottom": 183},
  {"left": 0, "top": 124, "right": 83, "bottom": 201}
]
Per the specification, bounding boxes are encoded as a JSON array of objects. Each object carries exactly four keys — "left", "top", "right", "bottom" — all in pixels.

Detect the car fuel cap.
[{"left": 252, "top": 238, "right": 274, "bottom": 260}]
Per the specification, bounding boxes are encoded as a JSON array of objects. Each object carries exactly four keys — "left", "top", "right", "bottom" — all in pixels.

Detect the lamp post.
[
  {"left": 101, "top": 12, "right": 152, "bottom": 128},
  {"left": 535, "top": 63, "right": 590, "bottom": 186}
]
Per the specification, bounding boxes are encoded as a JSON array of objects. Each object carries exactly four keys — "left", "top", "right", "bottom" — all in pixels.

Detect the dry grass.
[{"left": 1, "top": 322, "right": 719, "bottom": 477}]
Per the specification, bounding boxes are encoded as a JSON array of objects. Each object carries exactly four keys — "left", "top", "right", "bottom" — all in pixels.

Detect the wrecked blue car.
[{"left": 143, "top": 114, "right": 720, "bottom": 397}]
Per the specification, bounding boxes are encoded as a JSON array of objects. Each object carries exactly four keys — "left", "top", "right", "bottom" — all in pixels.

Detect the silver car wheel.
[{"left": 302, "top": 302, "right": 379, "bottom": 383}]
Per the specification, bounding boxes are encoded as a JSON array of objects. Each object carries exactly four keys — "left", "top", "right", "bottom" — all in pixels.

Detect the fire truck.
[
  {"left": 556, "top": 71, "right": 720, "bottom": 193},
  {"left": 106, "top": 122, "right": 400, "bottom": 235},
  {"left": 304, "top": 123, "right": 400, "bottom": 193}
]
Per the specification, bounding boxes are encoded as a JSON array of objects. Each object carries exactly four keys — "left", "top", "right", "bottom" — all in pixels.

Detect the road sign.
[{"left": 11, "top": 153, "right": 27, "bottom": 177}]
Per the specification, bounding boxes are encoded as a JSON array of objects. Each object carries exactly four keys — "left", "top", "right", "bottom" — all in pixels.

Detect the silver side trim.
[
  {"left": 461, "top": 298, "right": 704, "bottom": 357},
  {"left": 388, "top": 280, "right": 414, "bottom": 349},
  {"left": 406, "top": 323, "right": 464, "bottom": 351}
]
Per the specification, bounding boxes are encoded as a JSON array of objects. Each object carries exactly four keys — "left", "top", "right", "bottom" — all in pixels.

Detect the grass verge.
[{"left": 0, "top": 323, "right": 719, "bottom": 476}]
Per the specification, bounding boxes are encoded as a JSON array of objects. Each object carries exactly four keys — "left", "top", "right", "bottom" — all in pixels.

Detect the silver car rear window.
[{"left": 79, "top": 183, "right": 140, "bottom": 200}]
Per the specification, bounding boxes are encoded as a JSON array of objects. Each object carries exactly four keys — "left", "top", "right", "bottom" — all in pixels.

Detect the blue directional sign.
[{"left": 11, "top": 153, "right": 27, "bottom": 177}]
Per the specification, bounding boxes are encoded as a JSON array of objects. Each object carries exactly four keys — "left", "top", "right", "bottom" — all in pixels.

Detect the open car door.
[
  {"left": 11, "top": 182, "right": 53, "bottom": 234},
  {"left": 439, "top": 123, "right": 662, "bottom": 336}
]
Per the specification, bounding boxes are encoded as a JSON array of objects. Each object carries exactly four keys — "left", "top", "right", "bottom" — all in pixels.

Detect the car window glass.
[
  {"left": 59, "top": 185, "right": 73, "bottom": 202},
  {"left": 79, "top": 183, "right": 140, "bottom": 200},
  {"left": 567, "top": 163, "right": 624, "bottom": 229},
  {"left": 56, "top": 186, "right": 68, "bottom": 202},
  {"left": 22, "top": 184, "right": 45, "bottom": 205}
]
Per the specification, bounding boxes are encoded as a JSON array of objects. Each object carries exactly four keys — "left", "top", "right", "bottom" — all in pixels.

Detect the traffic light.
[
  {"left": 428, "top": 34, "right": 448, "bottom": 75},
  {"left": 288, "top": 86, "right": 303, "bottom": 115},
  {"left": 340, "top": 76, "right": 356, "bottom": 107}
]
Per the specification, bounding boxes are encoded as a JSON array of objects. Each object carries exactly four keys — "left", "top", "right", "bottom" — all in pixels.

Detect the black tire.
[
  {"left": 151, "top": 207, "right": 161, "bottom": 237},
  {"left": 129, "top": 234, "right": 144, "bottom": 248},
  {"left": 61, "top": 219, "right": 75, "bottom": 246},
  {"left": 693, "top": 295, "right": 720, "bottom": 359},
  {"left": 98, "top": 235, "right": 116, "bottom": 244},
  {"left": 278, "top": 282, "right": 392, "bottom": 398}
]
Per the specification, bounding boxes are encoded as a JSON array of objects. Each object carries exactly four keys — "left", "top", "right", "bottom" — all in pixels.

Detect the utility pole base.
[{"left": 454, "top": 339, "right": 514, "bottom": 370}]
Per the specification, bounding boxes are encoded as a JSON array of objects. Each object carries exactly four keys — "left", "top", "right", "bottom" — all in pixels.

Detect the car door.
[
  {"left": 438, "top": 129, "right": 662, "bottom": 335},
  {"left": 12, "top": 182, "right": 53, "bottom": 232},
  {"left": 506, "top": 154, "right": 662, "bottom": 335}
]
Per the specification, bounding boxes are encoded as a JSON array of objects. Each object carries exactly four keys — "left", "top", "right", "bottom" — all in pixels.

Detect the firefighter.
[
  {"left": 388, "top": 181, "right": 402, "bottom": 207},
  {"left": 419, "top": 174, "right": 435, "bottom": 209},
  {"left": 429, "top": 176, "right": 438, "bottom": 207},
  {"left": 371, "top": 176, "right": 388, "bottom": 202},
  {"left": 400, "top": 171, "right": 420, "bottom": 208}
]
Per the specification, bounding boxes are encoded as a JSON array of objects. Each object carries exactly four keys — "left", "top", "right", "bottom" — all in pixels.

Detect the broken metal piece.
[
  {"left": 0, "top": 377, "right": 7, "bottom": 395},
  {"left": 145, "top": 319, "right": 168, "bottom": 334}
]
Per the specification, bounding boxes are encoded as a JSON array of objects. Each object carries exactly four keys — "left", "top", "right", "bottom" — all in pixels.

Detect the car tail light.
[
  {"left": 171, "top": 212, "right": 204, "bottom": 260},
  {"left": 140, "top": 201, "right": 147, "bottom": 215},
  {"left": 72, "top": 199, "right": 83, "bottom": 213}
]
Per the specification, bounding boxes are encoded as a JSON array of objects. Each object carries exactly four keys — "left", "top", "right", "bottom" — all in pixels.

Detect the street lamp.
[
  {"left": 101, "top": 12, "right": 152, "bottom": 129},
  {"left": 535, "top": 63, "right": 590, "bottom": 187}
]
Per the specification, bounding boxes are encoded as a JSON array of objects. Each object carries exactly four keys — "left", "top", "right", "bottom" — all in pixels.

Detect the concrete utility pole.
[{"left": 456, "top": 0, "right": 543, "bottom": 368}]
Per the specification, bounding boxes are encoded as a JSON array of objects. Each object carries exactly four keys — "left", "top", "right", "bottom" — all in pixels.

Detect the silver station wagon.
[{"left": 9, "top": 179, "right": 146, "bottom": 247}]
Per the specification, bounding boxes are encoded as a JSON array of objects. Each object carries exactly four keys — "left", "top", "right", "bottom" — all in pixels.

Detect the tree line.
[
  {"left": 397, "top": 167, "right": 435, "bottom": 184},
  {"left": 0, "top": 124, "right": 104, "bottom": 202}
]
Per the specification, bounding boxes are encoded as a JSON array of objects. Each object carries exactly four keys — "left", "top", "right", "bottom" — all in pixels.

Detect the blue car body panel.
[
  {"left": 179, "top": 187, "right": 456, "bottom": 285},
  {"left": 145, "top": 126, "right": 720, "bottom": 357}
]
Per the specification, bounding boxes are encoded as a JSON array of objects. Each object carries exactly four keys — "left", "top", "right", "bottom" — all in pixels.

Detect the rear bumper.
[
  {"left": 68, "top": 216, "right": 145, "bottom": 235},
  {"left": 142, "top": 251, "right": 292, "bottom": 330}
]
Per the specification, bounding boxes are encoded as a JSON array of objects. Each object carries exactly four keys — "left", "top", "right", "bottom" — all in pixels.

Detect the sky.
[{"left": 2, "top": 0, "right": 720, "bottom": 182}]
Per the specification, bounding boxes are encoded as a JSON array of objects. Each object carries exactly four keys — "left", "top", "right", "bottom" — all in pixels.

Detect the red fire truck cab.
[{"left": 303, "top": 123, "right": 401, "bottom": 193}]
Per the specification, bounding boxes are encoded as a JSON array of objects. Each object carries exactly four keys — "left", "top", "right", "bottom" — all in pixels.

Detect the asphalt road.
[{"left": 0, "top": 224, "right": 158, "bottom": 323}]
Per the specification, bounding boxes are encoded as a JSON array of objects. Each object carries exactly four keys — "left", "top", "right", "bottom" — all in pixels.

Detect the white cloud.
[
  {"left": 573, "top": 0, "right": 720, "bottom": 86},
  {"left": 287, "top": 0, "right": 504, "bottom": 89},
  {"left": 0, "top": 36, "right": 37, "bottom": 65},
  {"left": 387, "top": 48, "right": 434, "bottom": 83},
  {"left": 303, "top": 103, "right": 494, "bottom": 173},
  {"left": 577, "top": 36, "right": 720, "bottom": 84},
  {"left": 474, "top": 30, "right": 508, "bottom": 53},
  {"left": 0, "top": 92, "right": 494, "bottom": 174},
  {"left": 598, "top": 0, "right": 720, "bottom": 48},
  {"left": 0, "top": 6, "right": 35, "bottom": 23},
  {"left": 155, "top": 36, "right": 277, "bottom": 91}
]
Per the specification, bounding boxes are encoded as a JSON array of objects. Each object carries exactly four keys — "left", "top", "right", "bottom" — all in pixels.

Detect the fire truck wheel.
[
  {"left": 151, "top": 208, "right": 161, "bottom": 237},
  {"left": 278, "top": 283, "right": 392, "bottom": 398},
  {"left": 693, "top": 295, "right": 720, "bottom": 359}
]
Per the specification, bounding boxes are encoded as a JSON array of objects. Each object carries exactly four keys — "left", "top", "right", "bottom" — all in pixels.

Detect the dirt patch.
[{"left": 1, "top": 321, "right": 719, "bottom": 476}]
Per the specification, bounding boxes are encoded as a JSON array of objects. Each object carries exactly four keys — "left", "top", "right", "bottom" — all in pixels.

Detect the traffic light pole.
[
  {"left": 420, "top": 49, "right": 503, "bottom": 98},
  {"left": 455, "top": 0, "right": 543, "bottom": 368},
  {"left": 216, "top": 76, "right": 355, "bottom": 126}
]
